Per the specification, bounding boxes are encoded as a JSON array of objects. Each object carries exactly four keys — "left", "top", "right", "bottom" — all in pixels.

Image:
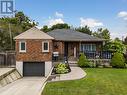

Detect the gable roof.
[
  {"left": 14, "top": 27, "right": 54, "bottom": 40},
  {"left": 47, "top": 29, "right": 105, "bottom": 42}
]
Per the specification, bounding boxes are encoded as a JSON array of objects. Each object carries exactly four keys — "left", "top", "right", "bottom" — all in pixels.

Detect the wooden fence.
[{"left": 0, "top": 52, "right": 16, "bottom": 67}]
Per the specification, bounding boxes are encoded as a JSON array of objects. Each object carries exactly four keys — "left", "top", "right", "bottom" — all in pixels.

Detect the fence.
[{"left": 0, "top": 52, "right": 16, "bottom": 67}]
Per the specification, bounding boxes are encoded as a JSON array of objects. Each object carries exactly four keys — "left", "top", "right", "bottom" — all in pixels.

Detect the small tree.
[
  {"left": 78, "top": 53, "right": 90, "bottom": 67},
  {"left": 111, "top": 52, "right": 126, "bottom": 68}
]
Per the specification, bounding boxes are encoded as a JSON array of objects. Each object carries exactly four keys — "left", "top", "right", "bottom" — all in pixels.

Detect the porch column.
[{"left": 79, "top": 41, "right": 81, "bottom": 53}]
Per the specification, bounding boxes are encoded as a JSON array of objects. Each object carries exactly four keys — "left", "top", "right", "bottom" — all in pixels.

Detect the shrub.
[
  {"left": 78, "top": 53, "right": 91, "bottom": 67},
  {"left": 111, "top": 52, "right": 126, "bottom": 68},
  {"left": 54, "top": 63, "right": 69, "bottom": 74}
]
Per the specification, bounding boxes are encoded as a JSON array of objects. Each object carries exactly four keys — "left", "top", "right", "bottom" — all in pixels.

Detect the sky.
[{"left": 16, "top": 0, "right": 127, "bottom": 39}]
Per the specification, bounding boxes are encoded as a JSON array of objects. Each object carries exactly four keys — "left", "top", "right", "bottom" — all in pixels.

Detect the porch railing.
[
  {"left": 52, "top": 51, "right": 113, "bottom": 62},
  {"left": 83, "top": 51, "right": 113, "bottom": 59},
  {"left": 52, "top": 54, "right": 68, "bottom": 62}
]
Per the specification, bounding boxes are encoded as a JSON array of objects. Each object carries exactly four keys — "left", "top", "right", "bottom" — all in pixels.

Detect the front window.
[
  {"left": 81, "top": 44, "right": 96, "bottom": 52},
  {"left": 19, "top": 41, "right": 26, "bottom": 52},
  {"left": 42, "top": 41, "right": 49, "bottom": 52}
]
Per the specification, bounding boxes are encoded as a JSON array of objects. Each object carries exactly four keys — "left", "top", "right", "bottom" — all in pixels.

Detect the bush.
[
  {"left": 78, "top": 53, "right": 91, "bottom": 67},
  {"left": 111, "top": 52, "right": 126, "bottom": 68},
  {"left": 54, "top": 63, "right": 69, "bottom": 74}
]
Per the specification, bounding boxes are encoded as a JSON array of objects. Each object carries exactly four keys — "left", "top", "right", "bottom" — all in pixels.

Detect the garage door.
[{"left": 23, "top": 62, "right": 45, "bottom": 76}]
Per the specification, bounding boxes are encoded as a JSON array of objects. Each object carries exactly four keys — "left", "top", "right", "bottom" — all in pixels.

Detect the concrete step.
[
  {"left": 69, "top": 62, "right": 78, "bottom": 67},
  {"left": 0, "top": 69, "right": 22, "bottom": 87}
]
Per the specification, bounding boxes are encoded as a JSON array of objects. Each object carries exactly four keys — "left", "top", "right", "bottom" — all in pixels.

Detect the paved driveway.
[{"left": 0, "top": 77, "right": 46, "bottom": 95}]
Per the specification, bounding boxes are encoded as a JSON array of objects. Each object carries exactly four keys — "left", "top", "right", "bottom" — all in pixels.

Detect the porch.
[{"left": 52, "top": 41, "right": 112, "bottom": 62}]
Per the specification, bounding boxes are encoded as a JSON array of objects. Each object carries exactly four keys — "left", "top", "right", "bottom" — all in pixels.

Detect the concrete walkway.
[
  {"left": 0, "top": 77, "right": 46, "bottom": 95},
  {"left": 52, "top": 67, "right": 86, "bottom": 81}
]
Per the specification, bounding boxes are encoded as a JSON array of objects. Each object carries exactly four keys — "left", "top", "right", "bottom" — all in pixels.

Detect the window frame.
[
  {"left": 42, "top": 41, "right": 49, "bottom": 52},
  {"left": 81, "top": 44, "right": 96, "bottom": 52},
  {"left": 19, "top": 41, "right": 26, "bottom": 53}
]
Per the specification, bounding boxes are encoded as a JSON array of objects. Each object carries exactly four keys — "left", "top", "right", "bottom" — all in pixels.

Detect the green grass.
[{"left": 42, "top": 68, "right": 127, "bottom": 95}]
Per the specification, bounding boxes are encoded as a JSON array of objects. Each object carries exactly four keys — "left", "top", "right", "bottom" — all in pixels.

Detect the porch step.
[
  {"left": 69, "top": 61, "right": 78, "bottom": 67},
  {"left": 0, "top": 68, "right": 22, "bottom": 87},
  {"left": 68, "top": 56, "right": 78, "bottom": 61}
]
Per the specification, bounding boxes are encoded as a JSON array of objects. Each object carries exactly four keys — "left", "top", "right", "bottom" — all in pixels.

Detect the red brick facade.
[
  {"left": 52, "top": 41, "right": 103, "bottom": 57},
  {"left": 16, "top": 39, "right": 53, "bottom": 62},
  {"left": 53, "top": 41, "right": 64, "bottom": 54}
]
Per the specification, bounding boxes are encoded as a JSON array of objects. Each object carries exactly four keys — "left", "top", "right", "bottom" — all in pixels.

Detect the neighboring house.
[{"left": 14, "top": 27, "right": 107, "bottom": 77}]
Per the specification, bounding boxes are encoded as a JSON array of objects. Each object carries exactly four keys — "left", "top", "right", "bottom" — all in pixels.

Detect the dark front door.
[
  {"left": 64, "top": 42, "right": 68, "bottom": 57},
  {"left": 23, "top": 62, "right": 45, "bottom": 76}
]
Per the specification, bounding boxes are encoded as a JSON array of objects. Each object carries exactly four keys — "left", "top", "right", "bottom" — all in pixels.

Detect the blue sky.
[{"left": 16, "top": 0, "right": 127, "bottom": 39}]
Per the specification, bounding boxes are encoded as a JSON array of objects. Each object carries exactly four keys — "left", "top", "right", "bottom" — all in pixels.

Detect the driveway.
[{"left": 0, "top": 77, "right": 46, "bottom": 95}]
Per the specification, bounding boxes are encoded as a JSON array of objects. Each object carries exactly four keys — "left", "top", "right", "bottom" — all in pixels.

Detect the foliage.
[
  {"left": 41, "top": 25, "right": 51, "bottom": 32},
  {"left": 54, "top": 63, "right": 69, "bottom": 74},
  {"left": 41, "top": 23, "right": 70, "bottom": 32},
  {"left": 124, "top": 36, "right": 127, "bottom": 45},
  {"left": 51, "top": 23, "right": 70, "bottom": 30},
  {"left": 103, "top": 40, "right": 126, "bottom": 53},
  {"left": 114, "top": 37, "right": 122, "bottom": 42},
  {"left": 75, "top": 26, "right": 92, "bottom": 35},
  {"left": 111, "top": 52, "right": 126, "bottom": 68},
  {"left": 93, "top": 28, "right": 110, "bottom": 40},
  {"left": 78, "top": 53, "right": 91, "bottom": 67},
  {"left": 0, "top": 11, "right": 37, "bottom": 51}
]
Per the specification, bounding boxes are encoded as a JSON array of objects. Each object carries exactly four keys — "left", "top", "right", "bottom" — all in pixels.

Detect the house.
[{"left": 14, "top": 27, "right": 106, "bottom": 77}]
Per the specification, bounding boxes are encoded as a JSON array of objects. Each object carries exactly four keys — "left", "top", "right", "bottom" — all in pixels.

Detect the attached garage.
[{"left": 23, "top": 62, "right": 45, "bottom": 76}]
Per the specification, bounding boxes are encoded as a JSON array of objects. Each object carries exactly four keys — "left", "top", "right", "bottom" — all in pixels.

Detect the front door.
[{"left": 64, "top": 42, "right": 68, "bottom": 57}]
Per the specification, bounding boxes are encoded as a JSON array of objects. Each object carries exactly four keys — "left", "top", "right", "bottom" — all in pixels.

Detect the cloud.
[
  {"left": 118, "top": 11, "right": 127, "bottom": 21},
  {"left": 80, "top": 18, "right": 103, "bottom": 28},
  {"left": 55, "top": 12, "right": 63, "bottom": 18},
  {"left": 118, "top": 11, "right": 127, "bottom": 17},
  {"left": 48, "top": 18, "right": 65, "bottom": 27}
]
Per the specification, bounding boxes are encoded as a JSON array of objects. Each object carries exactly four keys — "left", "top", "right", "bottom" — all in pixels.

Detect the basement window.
[
  {"left": 42, "top": 41, "right": 49, "bottom": 52},
  {"left": 19, "top": 41, "right": 26, "bottom": 52}
]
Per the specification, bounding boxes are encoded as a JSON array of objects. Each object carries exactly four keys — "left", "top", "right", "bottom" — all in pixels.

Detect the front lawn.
[{"left": 42, "top": 68, "right": 127, "bottom": 95}]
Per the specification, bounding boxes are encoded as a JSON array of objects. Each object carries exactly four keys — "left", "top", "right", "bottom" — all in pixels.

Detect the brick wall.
[
  {"left": 53, "top": 41, "right": 64, "bottom": 54},
  {"left": 16, "top": 39, "right": 53, "bottom": 62}
]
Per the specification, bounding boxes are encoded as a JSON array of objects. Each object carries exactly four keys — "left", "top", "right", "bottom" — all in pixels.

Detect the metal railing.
[
  {"left": 52, "top": 54, "right": 68, "bottom": 62},
  {"left": 83, "top": 51, "right": 113, "bottom": 59},
  {"left": 52, "top": 51, "right": 113, "bottom": 62}
]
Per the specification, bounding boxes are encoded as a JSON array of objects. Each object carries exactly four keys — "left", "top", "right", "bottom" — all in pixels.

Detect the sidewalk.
[{"left": 52, "top": 67, "right": 86, "bottom": 81}]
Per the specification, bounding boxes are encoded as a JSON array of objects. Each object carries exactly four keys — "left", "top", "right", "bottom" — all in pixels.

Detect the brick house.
[{"left": 14, "top": 27, "right": 106, "bottom": 77}]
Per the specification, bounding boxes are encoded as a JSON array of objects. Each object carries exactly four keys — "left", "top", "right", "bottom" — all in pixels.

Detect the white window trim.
[
  {"left": 81, "top": 44, "right": 96, "bottom": 52},
  {"left": 42, "top": 41, "right": 49, "bottom": 52},
  {"left": 19, "top": 41, "right": 26, "bottom": 53}
]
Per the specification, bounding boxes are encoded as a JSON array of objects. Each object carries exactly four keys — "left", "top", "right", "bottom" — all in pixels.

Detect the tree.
[
  {"left": 76, "top": 26, "right": 92, "bottom": 35},
  {"left": 103, "top": 40, "right": 126, "bottom": 53},
  {"left": 114, "top": 37, "right": 122, "bottom": 42},
  {"left": 0, "top": 11, "right": 37, "bottom": 51},
  {"left": 41, "top": 25, "right": 51, "bottom": 32},
  {"left": 93, "top": 28, "right": 110, "bottom": 40},
  {"left": 124, "top": 36, "right": 127, "bottom": 45},
  {"left": 51, "top": 23, "right": 70, "bottom": 30},
  {"left": 41, "top": 23, "right": 70, "bottom": 32}
]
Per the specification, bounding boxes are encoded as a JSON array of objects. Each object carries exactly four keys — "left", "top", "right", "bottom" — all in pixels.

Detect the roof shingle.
[
  {"left": 14, "top": 27, "right": 54, "bottom": 40},
  {"left": 47, "top": 29, "right": 105, "bottom": 42}
]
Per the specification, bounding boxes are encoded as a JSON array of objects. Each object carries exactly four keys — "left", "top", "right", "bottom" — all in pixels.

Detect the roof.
[
  {"left": 47, "top": 29, "right": 105, "bottom": 42},
  {"left": 14, "top": 27, "right": 54, "bottom": 40}
]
